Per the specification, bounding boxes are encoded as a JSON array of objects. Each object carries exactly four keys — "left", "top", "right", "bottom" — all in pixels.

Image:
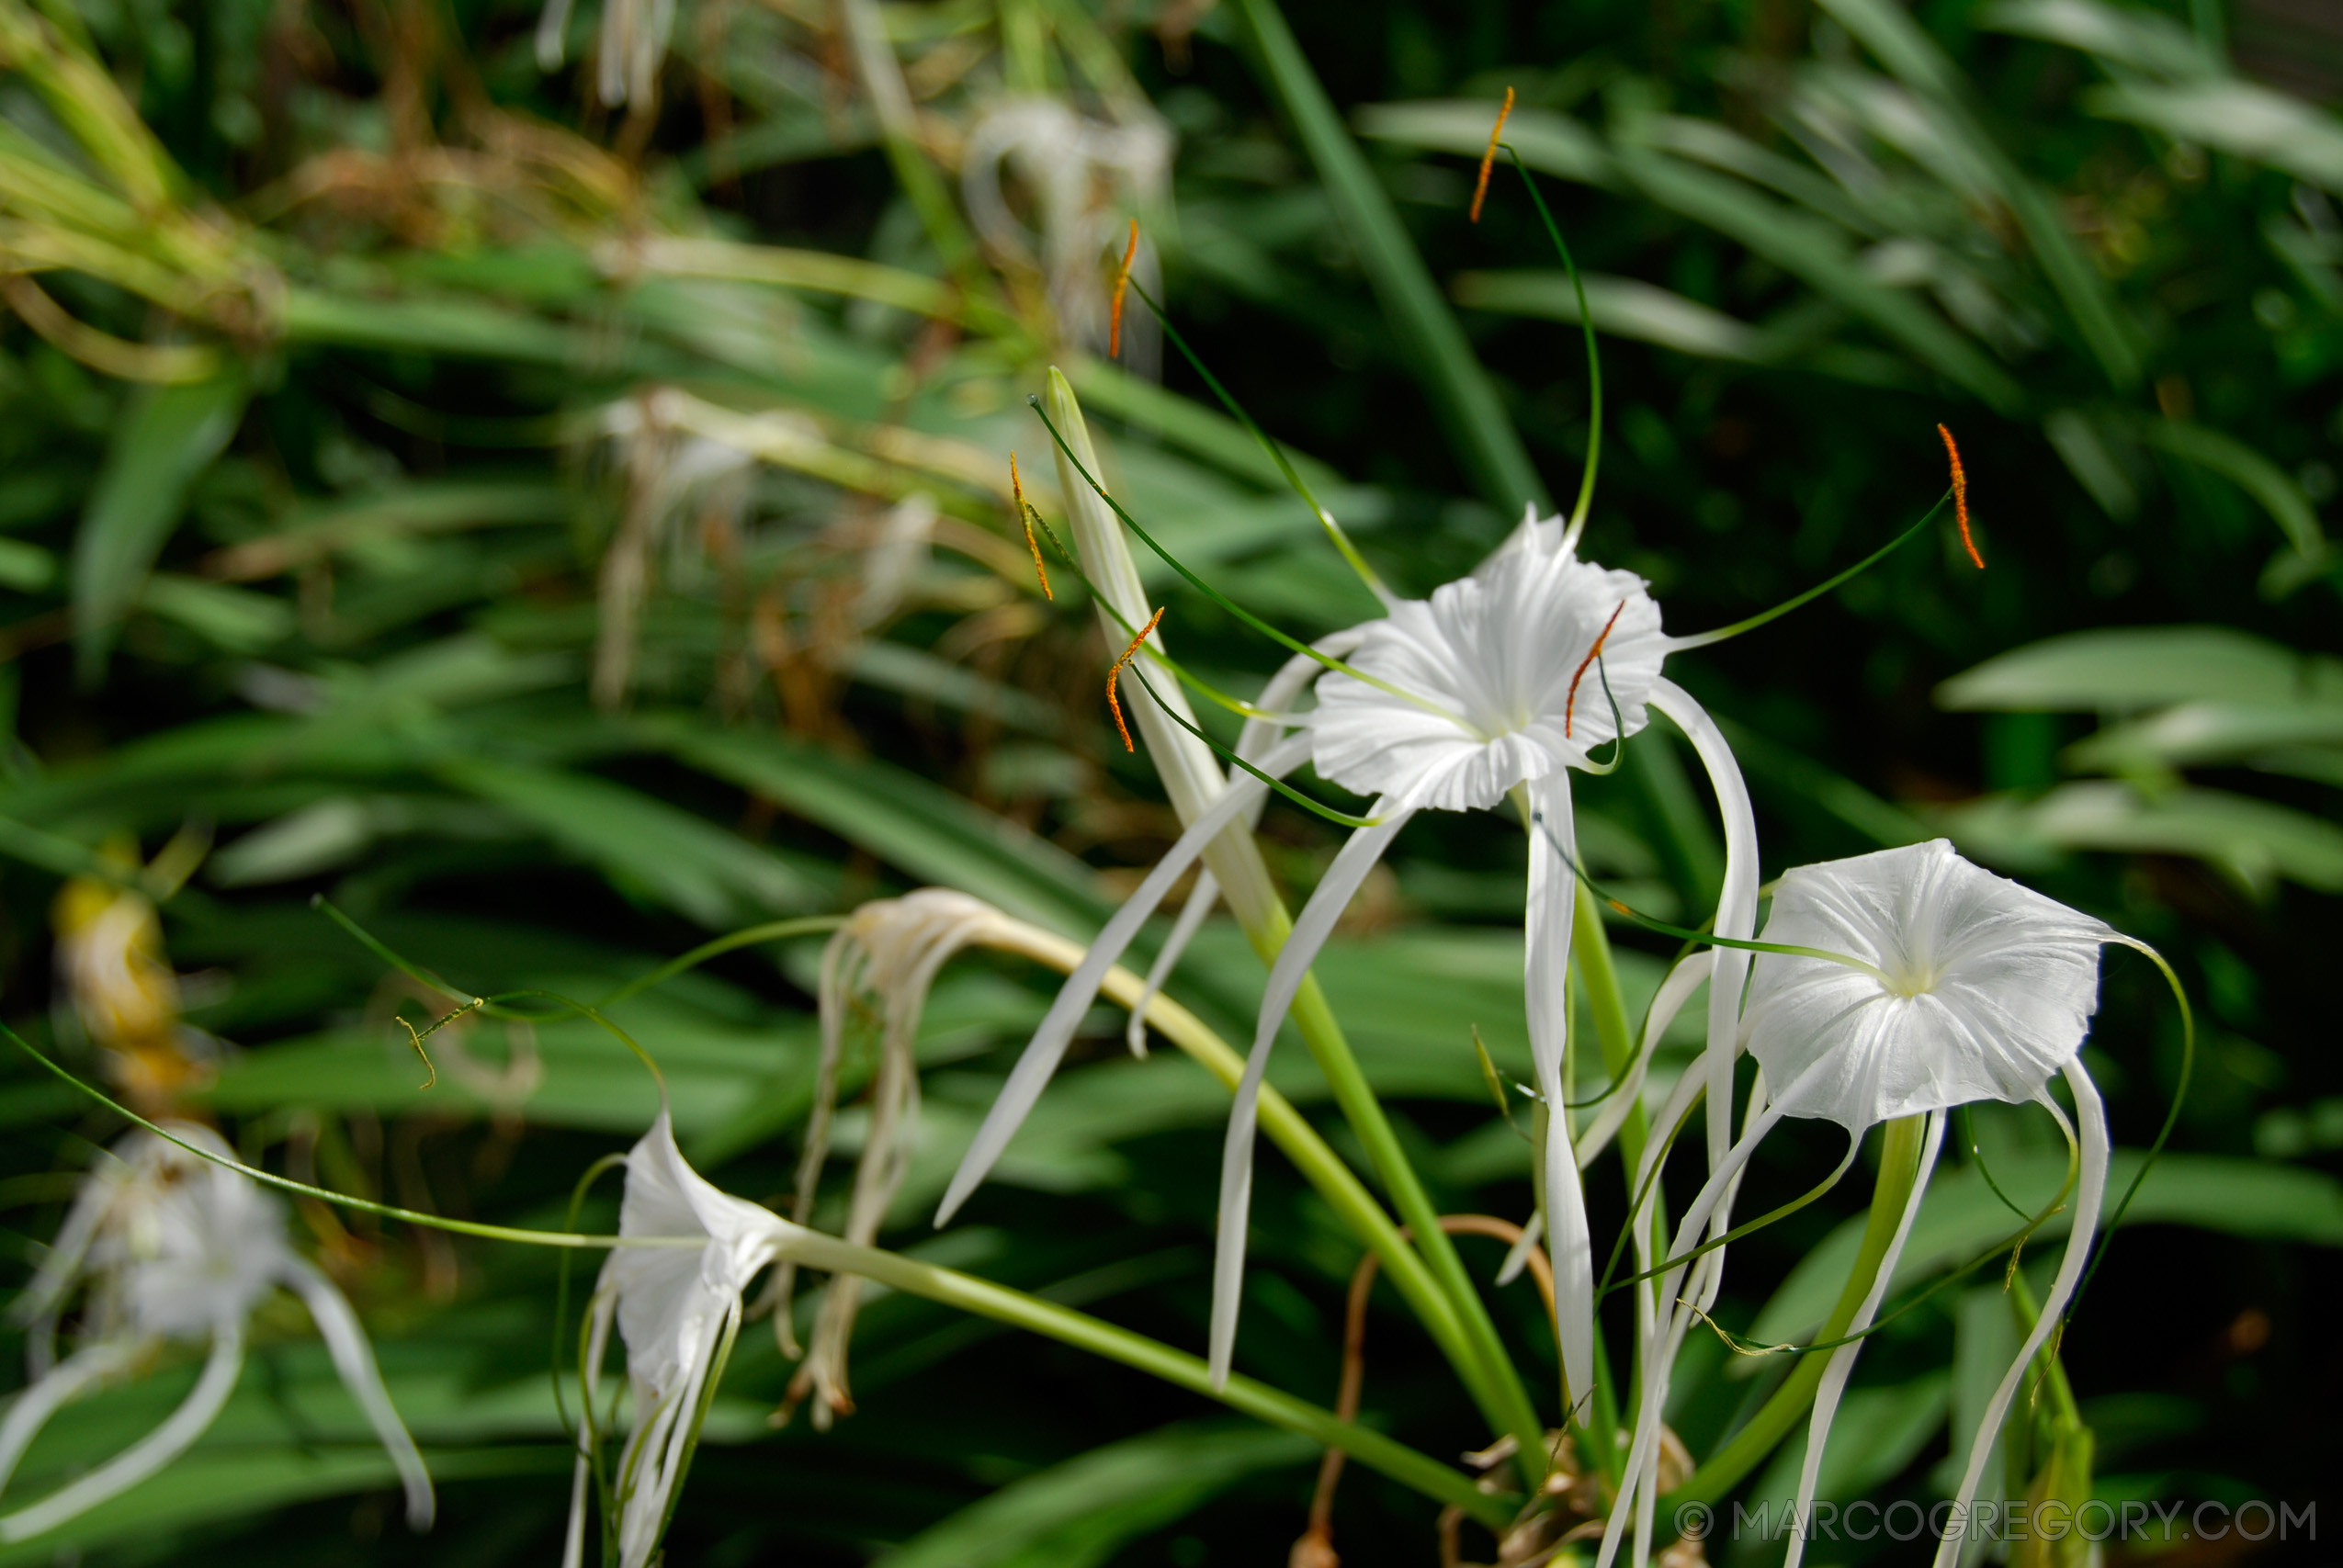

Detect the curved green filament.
[
  {"left": 1500, "top": 144, "right": 1601, "bottom": 543},
  {"left": 1124, "top": 661, "right": 1384, "bottom": 829},
  {"left": 553, "top": 1151, "right": 630, "bottom": 1438},
  {"left": 1028, "top": 396, "right": 1477, "bottom": 732},
  {"left": 1122, "top": 276, "right": 1390, "bottom": 603},
  {"left": 1527, "top": 811, "right": 1894, "bottom": 985},
  {"left": 1, "top": 1023, "right": 682, "bottom": 1251},
  {"left": 1667, "top": 492, "right": 1952, "bottom": 651},
  {"left": 1602, "top": 1134, "right": 1862, "bottom": 1299},
  {"left": 598, "top": 917, "right": 846, "bottom": 1010},
  {"left": 1020, "top": 500, "right": 1286, "bottom": 724}
]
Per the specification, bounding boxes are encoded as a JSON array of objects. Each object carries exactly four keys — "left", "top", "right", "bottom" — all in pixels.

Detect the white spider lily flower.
[
  {"left": 941, "top": 485, "right": 1765, "bottom": 1400},
  {"left": 1600, "top": 841, "right": 2118, "bottom": 1568},
  {"left": 567, "top": 1111, "right": 798, "bottom": 1568},
  {"left": 769, "top": 890, "right": 1032, "bottom": 1426},
  {"left": 2, "top": 1124, "right": 432, "bottom": 1542}
]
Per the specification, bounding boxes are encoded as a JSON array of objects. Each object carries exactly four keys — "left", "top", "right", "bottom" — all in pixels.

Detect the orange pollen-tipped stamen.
[
  {"left": 1939, "top": 423, "right": 1983, "bottom": 570},
  {"left": 1011, "top": 452, "right": 1052, "bottom": 600},
  {"left": 1564, "top": 600, "right": 1628, "bottom": 739},
  {"left": 1470, "top": 86, "right": 1516, "bottom": 225},
  {"left": 1106, "top": 605, "right": 1166, "bottom": 752},
  {"left": 1109, "top": 220, "right": 1139, "bottom": 359}
]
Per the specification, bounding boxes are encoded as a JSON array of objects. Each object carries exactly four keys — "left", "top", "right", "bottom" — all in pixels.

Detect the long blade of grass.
[{"left": 1227, "top": 0, "right": 1547, "bottom": 513}]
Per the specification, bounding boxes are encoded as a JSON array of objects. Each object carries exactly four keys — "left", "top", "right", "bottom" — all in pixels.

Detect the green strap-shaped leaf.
[
  {"left": 1812, "top": 0, "right": 2145, "bottom": 390},
  {"left": 2141, "top": 416, "right": 2327, "bottom": 559},
  {"left": 72, "top": 371, "right": 246, "bottom": 683},
  {"left": 1228, "top": 0, "right": 1548, "bottom": 514},
  {"left": 645, "top": 716, "right": 1115, "bottom": 939},
  {"left": 438, "top": 757, "right": 832, "bottom": 926},
  {"left": 880, "top": 1420, "right": 1317, "bottom": 1568}
]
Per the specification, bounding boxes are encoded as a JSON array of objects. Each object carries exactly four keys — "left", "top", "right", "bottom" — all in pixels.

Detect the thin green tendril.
[
  {"left": 1668, "top": 492, "right": 1952, "bottom": 651},
  {"left": 1121, "top": 275, "right": 1389, "bottom": 603},
  {"left": 1028, "top": 396, "right": 1474, "bottom": 731},
  {"left": 1500, "top": 143, "right": 1601, "bottom": 541}
]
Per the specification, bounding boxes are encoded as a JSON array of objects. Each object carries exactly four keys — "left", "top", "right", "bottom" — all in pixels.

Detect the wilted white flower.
[
  {"left": 2, "top": 1124, "right": 432, "bottom": 1543},
  {"left": 566, "top": 1111, "right": 797, "bottom": 1568},
  {"left": 961, "top": 98, "right": 1172, "bottom": 368},
  {"left": 536, "top": 0, "right": 674, "bottom": 108},
  {"left": 770, "top": 890, "right": 1032, "bottom": 1427}
]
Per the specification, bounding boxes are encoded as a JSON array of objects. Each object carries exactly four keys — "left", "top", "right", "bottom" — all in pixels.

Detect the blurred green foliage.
[{"left": 0, "top": 0, "right": 2335, "bottom": 1562}]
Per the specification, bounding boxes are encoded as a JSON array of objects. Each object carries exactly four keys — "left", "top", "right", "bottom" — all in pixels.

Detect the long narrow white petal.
[
  {"left": 1525, "top": 771, "right": 1597, "bottom": 1414},
  {"left": 281, "top": 1258, "right": 435, "bottom": 1529},
  {"left": 1649, "top": 681, "right": 1759, "bottom": 1173},
  {"left": 0, "top": 1339, "right": 135, "bottom": 1495},
  {"left": 1784, "top": 1112, "right": 1946, "bottom": 1568},
  {"left": 0, "top": 1325, "right": 243, "bottom": 1543},
  {"left": 1495, "top": 1209, "right": 1543, "bottom": 1286},
  {"left": 937, "top": 734, "right": 1310, "bottom": 1225},
  {"left": 1599, "top": 1089, "right": 1793, "bottom": 1568},
  {"left": 1931, "top": 1061, "right": 2109, "bottom": 1568},
  {"left": 1126, "top": 871, "right": 1216, "bottom": 1057},
  {"left": 1234, "top": 629, "right": 1366, "bottom": 762},
  {"left": 1208, "top": 803, "right": 1412, "bottom": 1389},
  {"left": 1579, "top": 950, "right": 1714, "bottom": 1173}
]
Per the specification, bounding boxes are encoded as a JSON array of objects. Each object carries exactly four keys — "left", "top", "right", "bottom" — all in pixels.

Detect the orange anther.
[
  {"left": 1106, "top": 605, "right": 1166, "bottom": 752},
  {"left": 1939, "top": 423, "right": 1983, "bottom": 570},
  {"left": 1471, "top": 86, "right": 1515, "bottom": 225},
  {"left": 1564, "top": 600, "right": 1628, "bottom": 739},
  {"left": 1109, "top": 220, "right": 1139, "bottom": 359},
  {"left": 1010, "top": 452, "right": 1052, "bottom": 600}
]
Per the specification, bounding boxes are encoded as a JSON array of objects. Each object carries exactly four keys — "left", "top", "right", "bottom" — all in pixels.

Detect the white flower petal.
[
  {"left": 1311, "top": 544, "right": 1664, "bottom": 811},
  {"left": 0, "top": 1325, "right": 243, "bottom": 1544},
  {"left": 935, "top": 734, "right": 1309, "bottom": 1225},
  {"left": 1209, "top": 805, "right": 1413, "bottom": 1389},
  {"left": 1524, "top": 772, "right": 1596, "bottom": 1414},
  {"left": 280, "top": 1259, "right": 435, "bottom": 1529},
  {"left": 1745, "top": 840, "right": 2114, "bottom": 1130},
  {"left": 1932, "top": 1061, "right": 2110, "bottom": 1568},
  {"left": 0, "top": 1340, "right": 135, "bottom": 1496},
  {"left": 1783, "top": 1112, "right": 1945, "bottom": 1568}
]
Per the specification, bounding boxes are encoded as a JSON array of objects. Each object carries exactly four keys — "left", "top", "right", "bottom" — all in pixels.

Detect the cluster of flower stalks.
[{"left": 4, "top": 347, "right": 2186, "bottom": 1568}]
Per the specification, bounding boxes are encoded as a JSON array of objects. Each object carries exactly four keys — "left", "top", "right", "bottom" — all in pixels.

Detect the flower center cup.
[{"left": 1307, "top": 535, "right": 1667, "bottom": 814}]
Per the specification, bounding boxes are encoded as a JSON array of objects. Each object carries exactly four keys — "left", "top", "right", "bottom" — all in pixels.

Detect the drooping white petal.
[
  {"left": 936, "top": 734, "right": 1311, "bottom": 1225},
  {"left": 1783, "top": 1111, "right": 1945, "bottom": 1568},
  {"left": 1932, "top": 1059, "right": 2110, "bottom": 1568},
  {"left": 280, "top": 1258, "right": 436, "bottom": 1529},
  {"left": 0, "top": 1340, "right": 134, "bottom": 1495},
  {"left": 1648, "top": 682, "right": 1760, "bottom": 1172},
  {"left": 1575, "top": 949, "right": 1713, "bottom": 1174},
  {"left": 0, "top": 1325, "right": 243, "bottom": 1544},
  {"left": 1126, "top": 870, "right": 1216, "bottom": 1058},
  {"left": 1311, "top": 545, "right": 1664, "bottom": 812},
  {"left": 1745, "top": 840, "right": 2115, "bottom": 1130},
  {"left": 1524, "top": 771, "right": 1596, "bottom": 1416},
  {"left": 1208, "top": 802, "right": 1414, "bottom": 1388}
]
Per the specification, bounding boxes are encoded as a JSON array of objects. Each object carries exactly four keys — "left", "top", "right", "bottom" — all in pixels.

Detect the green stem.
[
  {"left": 1064, "top": 937, "right": 1480, "bottom": 1404},
  {"left": 1571, "top": 880, "right": 1647, "bottom": 1172},
  {"left": 782, "top": 1227, "right": 1515, "bottom": 1527},
  {"left": 1662, "top": 1115, "right": 1929, "bottom": 1508}
]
